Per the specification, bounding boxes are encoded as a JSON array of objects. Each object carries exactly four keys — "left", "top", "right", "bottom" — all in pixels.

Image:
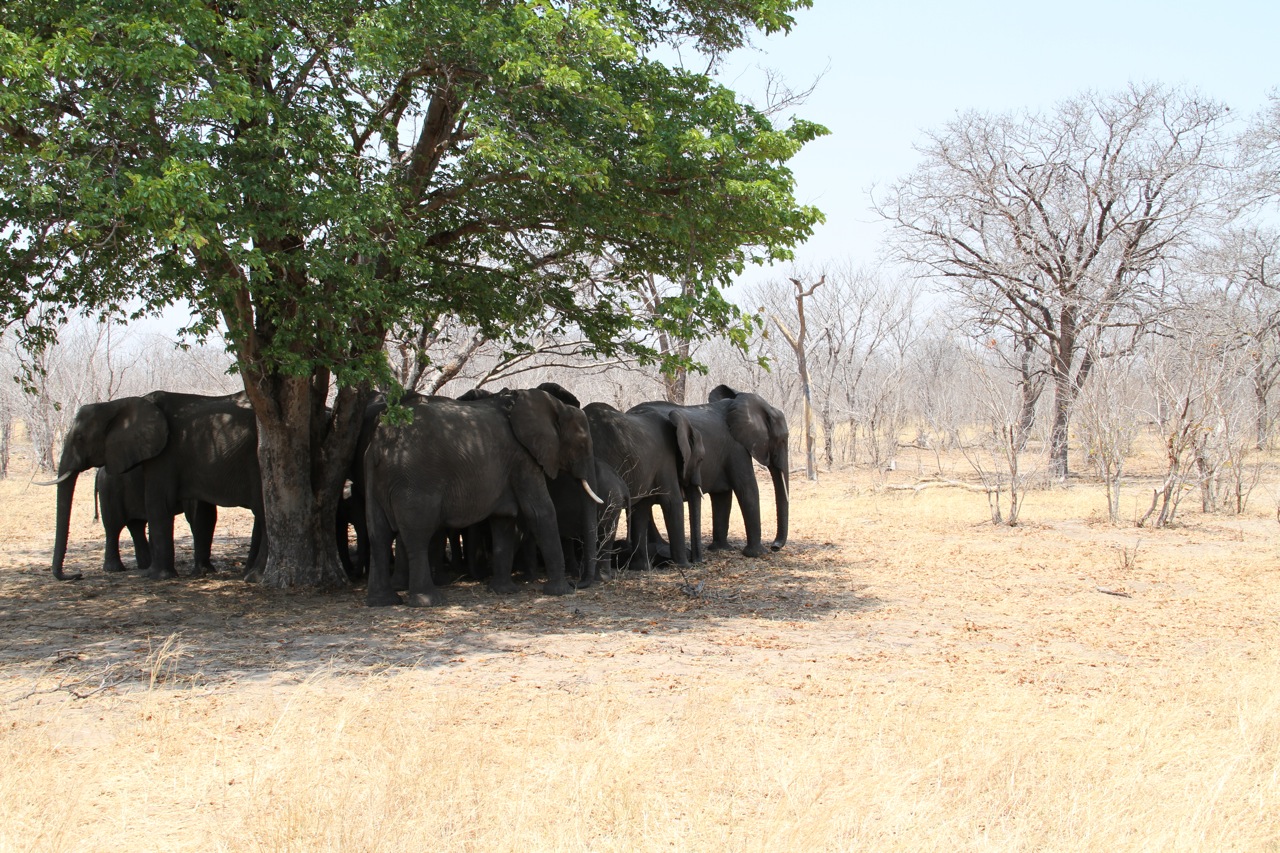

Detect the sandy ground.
[{"left": 2, "top": 451, "right": 1279, "bottom": 850}]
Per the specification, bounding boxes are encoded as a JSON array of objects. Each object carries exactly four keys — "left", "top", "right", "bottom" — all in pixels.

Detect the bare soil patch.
[{"left": 2, "top": 458, "right": 1278, "bottom": 850}]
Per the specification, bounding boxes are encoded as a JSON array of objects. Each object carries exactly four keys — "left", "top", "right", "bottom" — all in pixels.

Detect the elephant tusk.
[
  {"left": 781, "top": 474, "right": 790, "bottom": 503},
  {"left": 33, "top": 470, "right": 75, "bottom": 486},
  {"left": 581, "top": 479, "right": 605, "bottom": 505}
]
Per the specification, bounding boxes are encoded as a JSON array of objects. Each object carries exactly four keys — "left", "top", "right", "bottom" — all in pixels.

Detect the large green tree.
[{"left": 0, "top": 1, "right": 824, "bottom": 587}]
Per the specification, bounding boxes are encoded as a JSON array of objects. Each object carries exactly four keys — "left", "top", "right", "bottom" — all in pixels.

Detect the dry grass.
[{"left": 2, "top": 443, "right": 1279, "bottom": 851}]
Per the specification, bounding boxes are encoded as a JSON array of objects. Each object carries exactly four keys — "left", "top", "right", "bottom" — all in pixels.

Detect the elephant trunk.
[
  {"left": 52, "top": 472, "right": 84, "bottom": 581},
  {"left": 769, "top": 464, "right": 789, "bottom": 551}
]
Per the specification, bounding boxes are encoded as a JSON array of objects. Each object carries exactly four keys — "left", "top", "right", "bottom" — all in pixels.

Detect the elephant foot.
[
  {"left": 770, "top": 539, "right": 785, "bottom": 552},
  {"left": 488, "top": 578, "right": 519, "bottom": 595},
  {"left": 742, "top": 543, "right": 768, "bottom": 558},
  {"left": 574, "top": 574, "right": 594, "bottom": 590},
  {"left": 53, "top": 571, "right": 83, "bottom": 582},
  {"left": 542, "top": 578, "right": 572, "bottom": 596},
  {"left": 366, "top": 590, "right": 404, "bottom": 607},
  {"left": 146, "top": 567, "right": 179, "bottom": 580},
  {"left": 242, "top": 566, "right": 263, "bottom": 584},
  {"left": 190, "top": 562, "right": 216, "bottom": 578},
  {"left": 103, "top": 561, "right": 128, "bottom": 574},
  {"left": 707, "top": 541, "right": 732, "bottom": 553},
  {"left": 405, "top": 590, "right": 446, "bottom": 607}
]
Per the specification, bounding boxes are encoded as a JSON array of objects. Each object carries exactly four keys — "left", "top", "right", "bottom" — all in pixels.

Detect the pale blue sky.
[{"left": 725, "top": 0, "right": 1280, "bottom": 286}]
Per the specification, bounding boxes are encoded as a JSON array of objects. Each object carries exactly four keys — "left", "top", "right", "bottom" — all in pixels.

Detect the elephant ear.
[
  {"left": 724, "top": 396, "right": 774, "bottom": 467},
  {"left": 104, "top": 397, "right": 168, "bottom": 475},
  {"left": 708, "top": 384, "right": 740, "bottom": 403},
  {"left": 507, "top": 389, "right": 561, "bottom": 478},
  {"left": 668, "top": 410, "right": 705, "bottom": 487}
]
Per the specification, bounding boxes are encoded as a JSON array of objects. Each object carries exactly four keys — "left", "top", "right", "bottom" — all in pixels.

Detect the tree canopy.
[{"left": 0, "top": 0, "right": 825, "bottom": 587}]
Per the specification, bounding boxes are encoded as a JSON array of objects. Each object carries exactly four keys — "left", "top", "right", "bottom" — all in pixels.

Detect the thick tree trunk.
[
  {"left": 249, "top": 372, "right": 368, "bottom": 589},
  {"left": 1048, "top": 387, "right": 1071, "bottom": 481}
]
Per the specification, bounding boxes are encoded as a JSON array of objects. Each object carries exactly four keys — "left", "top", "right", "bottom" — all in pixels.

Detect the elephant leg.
[
  {"left": 624, "top": 502, "right": 650, "bottom": 571},
  {"left": 644, "top": 512, "right": 672, "bottom": 565},
  {"left": 513, "top": 532, "right": 538, "bottom": 583},
  {"left": 365, "top": 500, "right": 402, "bottom": 607},
  {"left": 126, "top": 520, "right": 151, "bottom": 572},
  {"left": 390, "top": 535, "right": 410, "bottom": 591},
  {"left": 687, "top": 486, "right": 703, "bottom": 564},
  {"left": 564, "top": 538, "right": 583, "bottom": 586},
  {"left": 519, "top": 495, "right": 570, "bottom": 596},
  {"left": 186, "top": 501, "right": 217, "bottom": 577},
  {"left": 657, "top": 491, "right": 690, "bottom": 569},
  {"left": 145, "top": 512, "right": 178, "bottom": 580},
  {"left": 730, "top": 462, "right": 767, "bottom": 558},
  {"left": 708, "top": 491, "right": 733, "bottom": 551},
  {"left": 403, "top": 527, "right": 446, "bottom": 608},
  {"left": 243, "top": 513, "right": 266, "bottom": 582},
  {"left": 102, "top": 525, "right": 127, "bottom": 574},
  {"left": 487, "top": 516, "right": 519, "bottom": 595},
  {"left": 101, "top": 519, "right": 131, "bottom": 574}
]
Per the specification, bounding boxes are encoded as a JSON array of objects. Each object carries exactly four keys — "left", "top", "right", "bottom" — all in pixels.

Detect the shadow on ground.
[{"left": 0, "top": 534, "right": 881, "bottom": 694}]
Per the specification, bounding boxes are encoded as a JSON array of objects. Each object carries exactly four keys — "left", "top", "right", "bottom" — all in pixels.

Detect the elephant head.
[
  {"left": 504, "top": 388, "right": 602, "bottom": 501},
  {"left": 709, "top": 384, "right": 790, "bottom": 550},
  {"left": 43, "top": 397, "right": 169, "bottom": 580},
  {"left": 505, "top": 387, "right": 603, "bottom": 583}
]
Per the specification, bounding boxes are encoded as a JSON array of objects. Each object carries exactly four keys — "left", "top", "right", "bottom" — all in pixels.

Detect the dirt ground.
[{"left": 2, "top": 449, "right": 1279, "bottom": 850}]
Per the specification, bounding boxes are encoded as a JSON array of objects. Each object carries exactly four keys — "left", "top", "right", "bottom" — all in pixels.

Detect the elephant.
[
  {"left": 582, "top": 400, "right": 703, "bottom": 571},
  {"left": 363, "top": 388, "right": 602, "bottom": 607},
  {"left": 530, "top": 382, "right": 630, "bottom": 587},
  {"left": 94, "top": 466, "right": 218, "bottom": 575},
  {"left": 629, "top": 384, "right": 789, "bottom": 561},
  {"left": 45, "top": 390, "right": 266, "bottom": 581}
]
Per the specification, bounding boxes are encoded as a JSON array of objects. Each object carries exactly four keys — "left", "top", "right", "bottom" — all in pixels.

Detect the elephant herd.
[{"left": 41, "top": 382, "right": 791, "bottom": 608}]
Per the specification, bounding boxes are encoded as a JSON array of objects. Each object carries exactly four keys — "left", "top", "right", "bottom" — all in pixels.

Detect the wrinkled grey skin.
[
  {"left": 94, "top": 466, "right": 218, "bottom": 575},
  {"left": 582, "top": 401, "right": 703, "bottom": 571},
  {"left": 363, "top": 389, "right": 597, "bottom": 607},
  {"left": 49, "top": 391, "right": 265, "bottom": 581},
  {"left": 629, "top": 384, "right": 789, "bottom": 561}
]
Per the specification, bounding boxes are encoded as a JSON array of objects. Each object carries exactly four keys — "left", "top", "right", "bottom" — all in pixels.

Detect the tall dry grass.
[
  {"left": 2, "top": 436, "right": 1280, "bottom": 850},
  {"left": 2, "top": 652, "right": 1277, "bottom": 851}
]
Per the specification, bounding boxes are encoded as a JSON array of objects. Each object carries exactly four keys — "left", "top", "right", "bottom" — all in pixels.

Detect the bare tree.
[
  {"left": 1139, "top": 325, "right": 1253, "bottom": 527},
  {"left": 962, "top": 343, "right": 1035, "bottom": 526},
  {"left": 1198, "top": 227, "right": 1280, "bottom": 448},
  {"left": 878, "top": 83, "right": 1235, "bottom": 479},
  {"left": 1074, "top": 351, "right": 1141, "bottom": 523},
  {"left": 772, "top": 274, "right": 823, "bottom": 480}
]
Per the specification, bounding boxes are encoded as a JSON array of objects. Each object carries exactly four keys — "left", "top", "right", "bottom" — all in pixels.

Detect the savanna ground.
[{"left": 1, "top": 438, "right": 1279, "bottom": 851}]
